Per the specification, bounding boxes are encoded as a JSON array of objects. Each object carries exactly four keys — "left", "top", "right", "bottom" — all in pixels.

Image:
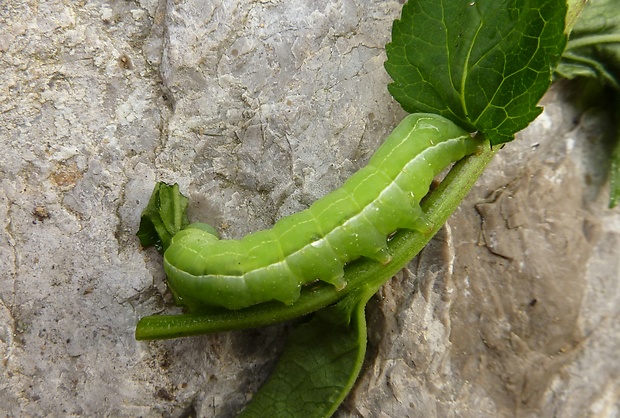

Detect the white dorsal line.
[{"left": 177, "top": 124, "right": 467, "bottom": 282}]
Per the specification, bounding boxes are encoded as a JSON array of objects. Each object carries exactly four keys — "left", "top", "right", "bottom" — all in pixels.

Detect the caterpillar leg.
[
  {"left": 367, "top": 247, "right": 392, "bottom": 264},
  {"left": 411, "top": 212, "right": 433, "bottom": 234},
  {"left": 399, "top": 194, "right": 434, "bottom": 234},
  {"left": 323, "top": 271, "right": 347, "bottom": 290},
  {"left": 243, "top": 264, "right": 303, "bottom": 306},
  {"left": 285, "top": 243, "right": 347, "bottom": 290}
]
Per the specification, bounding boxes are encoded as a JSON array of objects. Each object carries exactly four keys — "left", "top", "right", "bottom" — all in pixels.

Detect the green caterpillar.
[{"left": 163, "top": 113, "right": 482, "bottom": 310}]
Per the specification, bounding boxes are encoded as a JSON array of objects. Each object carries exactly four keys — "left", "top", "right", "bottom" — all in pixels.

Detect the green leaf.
[
  {"left": 385, "top": 0, "right": 567, "bottom": 145},
  {"left": 238, "top": 285, "right": 375, "bottom": 418},
  {"left": 556, "top": 0, "right": 620, "bottom": 88},
  {"left": 555, "top": 0, "right": 620, "bottom": 207},
  {"left": 137, "top": 183, "right": 190, "bottom": 253},
  {"left": 565, "top": 0, "right": 591, "bottom": 34}
]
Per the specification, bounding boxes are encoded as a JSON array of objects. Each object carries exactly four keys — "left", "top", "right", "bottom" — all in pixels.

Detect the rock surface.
[{"left": 1, "top": 0, "right": 618, "bottom": 417}]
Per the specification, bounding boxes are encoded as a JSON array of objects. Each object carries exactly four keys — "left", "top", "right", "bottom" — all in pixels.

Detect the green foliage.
[
  {"left": 385, "top": 0, "right": 567, "bottom": 145},
  {"left": 137, "top": 183, "right": 189, "bottom": 253},
  {"left": 557, "top": 0, "right": 620, "bottom": 87},
  {"left": 556, "top": 0, "right": 620, "bottom": 207}
]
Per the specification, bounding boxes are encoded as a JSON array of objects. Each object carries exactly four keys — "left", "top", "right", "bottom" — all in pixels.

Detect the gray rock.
[{"left": 0, "top": 0, "right": 618, "bottom": 417}]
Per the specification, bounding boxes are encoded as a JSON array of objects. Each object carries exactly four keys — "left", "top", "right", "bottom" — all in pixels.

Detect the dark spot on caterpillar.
[{"left": 529, "top": 298, "right": 538, "bottom": 307}]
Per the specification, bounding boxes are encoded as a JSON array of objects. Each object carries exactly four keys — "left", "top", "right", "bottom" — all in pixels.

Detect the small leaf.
[
  {"left": 137, "top": 183, "right": 190, "bottom": 253},
  {"left": 385, "top": 0, "right": 567, "bottom": 145},
  {"left": 556, "top": 0, "right": 620, "bottom": 89},
  {"left": 556, "top": 0, "right": 620, "bottom": 207}
]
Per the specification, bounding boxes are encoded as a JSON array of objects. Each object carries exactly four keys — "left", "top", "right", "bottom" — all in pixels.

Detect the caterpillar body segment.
[{"left": 163, "top": 113, "right": 483, "bottom": 310}]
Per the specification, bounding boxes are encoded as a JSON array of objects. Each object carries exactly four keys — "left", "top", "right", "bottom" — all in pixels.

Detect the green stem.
[
  {"left": 567, "top": 34, "right": 620, "bottom": 50},
  {"left": 135, "top": 140, "right": 497, "bottom": 340}
]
